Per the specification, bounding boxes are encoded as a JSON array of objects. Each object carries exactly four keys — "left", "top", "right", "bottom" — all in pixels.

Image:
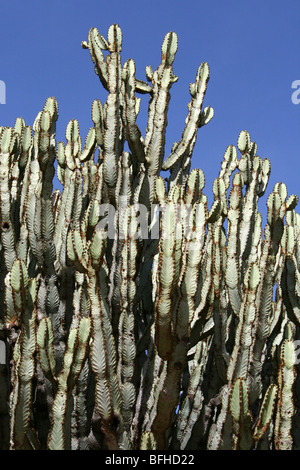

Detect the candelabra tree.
[{"left": 0, "top": 23, "right": 299, "bottom": 451}]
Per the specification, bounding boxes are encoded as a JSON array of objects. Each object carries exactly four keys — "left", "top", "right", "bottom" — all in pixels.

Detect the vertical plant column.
[
  {"left": 47, "top": 316, "right": 91, "bottom": 450},
  {"left": 118, "top": 206, "right": 138, "bottom": 448},
  {"left": 152, "top": 197, "right": 207, "bottom": 448}
]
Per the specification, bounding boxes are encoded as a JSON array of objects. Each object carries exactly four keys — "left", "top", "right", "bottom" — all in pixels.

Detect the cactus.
[{"left": 0, "top": 23, "right": 300, "bottom": 451}]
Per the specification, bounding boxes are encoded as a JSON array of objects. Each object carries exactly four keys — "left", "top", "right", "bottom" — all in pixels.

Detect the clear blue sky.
[{"left": 0, "top": 0, "right": 299, "bottom": 211}]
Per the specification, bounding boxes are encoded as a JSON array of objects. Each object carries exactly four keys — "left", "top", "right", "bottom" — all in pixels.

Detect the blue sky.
[{"left": 0, "top": 0, "right": 299, "bottom": 212}]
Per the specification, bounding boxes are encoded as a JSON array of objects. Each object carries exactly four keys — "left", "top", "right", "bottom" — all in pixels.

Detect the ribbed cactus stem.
[{"left": 0, "top": 22, "right": 299, "bottom": 452}]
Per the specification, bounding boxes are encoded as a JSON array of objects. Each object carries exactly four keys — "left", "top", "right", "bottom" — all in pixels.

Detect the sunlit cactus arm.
[
  {"left": 117, "top": 206, "right": 138, "bottom": 444},
  {"left": 134, "top": 77, "right": 152, "bottom": 95},
  {"left": 79, "top": 127, "right": 96, "bottom": 164},
  {"left": 9, "top": 331, "right": 21, "bottom": 445},
  {"left": 175, "top": 340, "right": 208, "bottom": 449},
  {"left": 236, "top": 130, "right": 252, "bottom": 185},
  {"left": 162, "top": 62, "right": 211, "bottom": 185},
  {"left": 266, "top": 182, "right": 294, "bottom": 253},
  {"left": 107, "top": 158, "right": 133, "bottom": 339},
  {"left": 68, "top": 316, "right": 91, "bottom": 390},
  {"left": 83, "top": 27, "right": 109, "bottom": 90},
  {"left": 53, "top": 166, "right": 81, "bottom": 265},
  {"left": 25, "top": 98, "right": 57, "bottom": 271},
  {"left": 192, "top": 236, "right": 213, "bottom": 321},
  {"left": 32, "top": 100, "right": 63, "bottom": 369},
  {"left": 281, "top": 211, "right": 300, "bottom": 324},
  {"left": 249, "top": 192, "right": 298, "bottom": 405},
  {"left": 14, "top": 132, "right": 32, "bottom": 265},
  {"left": 294, "top": 211, "right": 300, "bottom": 266},
  {"left": 91, "top": 99, "right": 105, "bottom": 155},
  {"left": 36, "top": 317, "right": 57, "bottom": 383},
  {"left": 133, "top": 169, "right": 156, "bottom": 210},
  {"left": 154, "top": 202, "right": 177, "bottom": 360},
  {"left": 208, "top": 263, "right": 261, "bottom": 449},
  {"left": 64, "top": 119, "right": 82, "bottom": 172},
  {"left": 115, "top": 152, "right": 133, "bottom": 206},
  {"left": 123, "top": 59, "right": 146, "bottom": 165},
  {"left": 140, "top": 346, "right": 167, "bottom": 433},
  {"left": 144, "top": 31, "right": 178, "bottom": 176},
  {"left": 229, "top": 377, "right": 253, "bottom": 450},
  {"left": 0, "top": 128, "right": 17, "bottom": 272},
  {"left": 177, "top": 201, "right": 207, "bottom": 328},
  {"left": 274, "top": 325, "right": 297, "bottom": 450},
  {"left": 248, "top": 221, "right": 274, "bottom": 404},
  {"left": 209, "top": 168, "right": 232, "bottom": 379},
  {"left": 35, "top": 99, "right": 58, "bottom": 273},
  {"left": 88, "top": 268, "right": 122, "bottom": 450},
  {"left": 67, "top": 229, "right": 89, "bottom": 274},
  {"left": 93, "top": 159, "right": 106, "bottom": 204},
  {"left": 4, "top": 260, "right": 28, "bottom": 328},
  {"left": 36, "top": 97, "right": 58, "bottom": 178},
  {"left": 51, "top": 164, "right": 83, "bottom": 370},
  {"left": 252, "top": 383, "right": 278, "bottom": 446},
  {"left": 83, "top": 166, "right": 100, "bottom": 221},
  {"left": 236, "top": 132, "right": 271, "bottom": 270},
  {"left": 211, "top": 224, "right": 230, "bottom": 382},
  {"left": 132, "top": 320, "right": 163, "bottom": 438},
  {"left": 18, "top": 124, "right": 33, "bottom": 221},
  {"left": 96, "top": 24, "right": 124, "bottom": 201},
  {"left": 140, "top": 431, "right": 157, "bottom": 450},
  {"left": 227, "top": 262, "right": 261, "bottom": 383},
  {"left": 218, "top": 144, "right": 238, "bottom": 189},
  {"left": 184, "top": 173, "right": 209, "bottom": 329},
  {"left": 56, "top": 140, "right": 65, "bottom": 185},
  {"left": 10, "top": 119, "right": 24, "bottom": 240},
  {"left": 25, "top": 159, "right": 43, "bottom": 269},
  {"left": 151, "top": 202, "right": 207, "bottom": 448},
  {"left": 184, "top": 168, "right": 205, "bottom": 206},
  {"left": 225, "top": 172, "right": 243, "bottom": 316},
  {"left": 171, "top": 189, "right": 185, "bottom": 288},
  {"left": 247, "top": 211, "right": 263, "bottom": 266},
  {"left": 47, "top": 326, "right": 77, "bottom": 450},
  {"left": 74, "top": 360, "right": 90, "bottom": 450},
  {"left": 206, "top": 384, "right": 232, "bottom": 450},
  {"left": 47, "top": 315, "right": 91, "bottom": 450}
]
